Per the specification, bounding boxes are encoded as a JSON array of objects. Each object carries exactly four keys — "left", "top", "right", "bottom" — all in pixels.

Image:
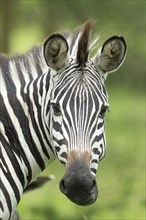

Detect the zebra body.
[
  {"left": 0, "top": 21, "right": 127, "bottom": 220},
  {"left": 0, "top": 47, "right": 54, "bottom": 220}
]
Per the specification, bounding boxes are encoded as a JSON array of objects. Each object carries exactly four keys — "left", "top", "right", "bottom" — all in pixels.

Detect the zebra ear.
[
  {"left": 93, "top": 36, "right": 127, "bottom": 75},
  {"left": 43, "top": 33, "right": 68, "bottom": 71}
]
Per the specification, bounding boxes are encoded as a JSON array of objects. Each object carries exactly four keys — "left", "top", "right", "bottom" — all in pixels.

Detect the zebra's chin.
[{"left": 67, "top": 191, "right": 98, "bottom": 206}]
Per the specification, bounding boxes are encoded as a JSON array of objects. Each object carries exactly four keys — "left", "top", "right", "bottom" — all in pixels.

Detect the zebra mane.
[
  {"left": 0, "top": 45, "right": 44, "bottom": 67},
  {"left": 67, "top": 20, "right": 95, "bottom": 68},
  {"left": 0, "top": 45, "right": 48, "bottom": 79},
  {"left": 77, "top": 20, "right": 94, "bottom": 67}
]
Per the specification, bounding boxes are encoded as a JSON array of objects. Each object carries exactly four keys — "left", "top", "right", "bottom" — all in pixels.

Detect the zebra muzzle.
[{"left": 59, "top": 158, "right": 98, "bottom": 206}]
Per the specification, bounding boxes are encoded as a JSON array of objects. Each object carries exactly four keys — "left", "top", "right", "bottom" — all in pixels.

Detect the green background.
[{"left": 0, "top": 0, "right": 145, "bottom": 219}]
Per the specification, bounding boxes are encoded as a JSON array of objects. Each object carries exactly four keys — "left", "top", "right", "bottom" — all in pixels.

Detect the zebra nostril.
[
  {"left": 90, "top": 179, "right": 96, "bottom": 191},
  {"left": 59, "top": 178, "right": 68, "bottom": 195},
  {"left": 92, "top": 179, "right": 96, "bottom": 188}
]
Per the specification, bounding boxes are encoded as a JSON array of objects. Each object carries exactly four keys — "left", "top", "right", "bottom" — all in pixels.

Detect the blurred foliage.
[
  {"left": 0, "top": 0, "right": 145, "bottom": 219},
  {"left": 0, "top": 0, "right": 145, "bottom": 91}
]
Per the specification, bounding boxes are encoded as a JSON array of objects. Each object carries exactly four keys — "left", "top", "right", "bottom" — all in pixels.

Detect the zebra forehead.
[
  {"left": 54, "top": 77, "right": 107, "bottom": 109},
  {"left": 53, "top": 64, "right": 107, "bottom": 104}
]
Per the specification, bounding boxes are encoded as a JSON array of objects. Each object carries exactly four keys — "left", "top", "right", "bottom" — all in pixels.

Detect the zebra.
[{"left": 0, "top": 20, "right": 127, "bottom": 220}]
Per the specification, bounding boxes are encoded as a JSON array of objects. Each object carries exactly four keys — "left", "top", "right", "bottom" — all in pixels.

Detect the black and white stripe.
[
  {"left": 50, "top": 60, "right": 108, "bottom": 169},
  {"left": 0, "top": 21, "right": 127, "bottom": 219},
  {"left": 0, "top": 50, "right": 55, "bottom": 219}
]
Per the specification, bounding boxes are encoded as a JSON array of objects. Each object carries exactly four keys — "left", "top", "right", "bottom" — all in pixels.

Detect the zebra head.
[{"left": 43, "top": 21, "right": 127, "bottom": 205}]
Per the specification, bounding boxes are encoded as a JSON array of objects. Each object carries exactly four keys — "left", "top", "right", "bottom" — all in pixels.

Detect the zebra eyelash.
[
  {"left": 99, "top": 106, "right": 109, "bottom": 118},
  {"left": 51, "top": 102, "right": 62, "bottom": 116}
]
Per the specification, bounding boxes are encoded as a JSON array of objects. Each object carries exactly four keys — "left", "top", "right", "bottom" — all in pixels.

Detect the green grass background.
[{"left": 17, "top": 87, "right": 145, "bottom": 220}]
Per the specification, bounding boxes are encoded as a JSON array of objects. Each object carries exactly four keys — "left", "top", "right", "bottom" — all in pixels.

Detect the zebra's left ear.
[
  {"left": 93, "top": 36, "right": 127, "bottom": 75},
  {"left": 43, "top": 33, "right": 68, "bottom": 71}
]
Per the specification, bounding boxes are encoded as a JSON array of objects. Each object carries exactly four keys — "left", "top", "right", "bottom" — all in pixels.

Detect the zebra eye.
[
  {"left": 52, "top": 103, "right": 61, "bottom": 116},
  {"left": 99, "top": 106, "right": 108, "bottom": 118}
]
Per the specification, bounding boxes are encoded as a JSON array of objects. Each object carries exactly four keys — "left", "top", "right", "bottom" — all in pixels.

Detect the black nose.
[{"left": 59, "top": 159, "right": 98, "bottom": 206}]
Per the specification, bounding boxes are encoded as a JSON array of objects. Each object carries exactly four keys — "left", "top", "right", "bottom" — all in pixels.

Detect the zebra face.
[
  {"left": 43, "top": 21, "right": 127, "bottom": 205},
  {"left": 50, "top": 64, "right": 108, "bottom": 205},
  {"left": 50, "top": 63, "right": 108, "bottom": 173}
]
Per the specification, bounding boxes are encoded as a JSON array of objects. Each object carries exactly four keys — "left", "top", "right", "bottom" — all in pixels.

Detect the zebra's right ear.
[{"left": 43, "top": 33, "right": 68, "bottom": 71}]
